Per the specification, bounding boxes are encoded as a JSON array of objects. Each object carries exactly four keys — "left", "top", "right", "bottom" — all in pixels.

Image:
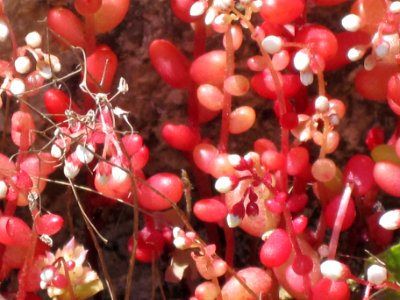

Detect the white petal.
[
  {"left": 190, "top": 1, "right": 206, "bottom": 17},
  {"left": 111, "top": 166, "right": 128, "bottom": 183}
]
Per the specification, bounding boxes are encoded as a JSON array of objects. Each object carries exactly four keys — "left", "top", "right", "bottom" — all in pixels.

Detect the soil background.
[{"left": 1, "top": 0, "right": 398, "bottom": 299}]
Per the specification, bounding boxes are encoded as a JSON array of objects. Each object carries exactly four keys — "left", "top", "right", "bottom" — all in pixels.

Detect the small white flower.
[
  {"left": 364, "top": 54, "right": 376, "bottom": 71},
  {"left": 347, "top": 47, "right": 366, "bottom": 61},
  {"left": 9, "top": 78, "right": 26, "bottom": 96},
  {"left": 172, "top": 227, "right": 183, "bottom": 239},
  {"left": 0, "top": 180, "right": 7, "bottom": 199},
  {"left": 215, "top": 176, "right": 234, "bottom": 193},
  {"left": 228, "top": 154, "right": 242, "bottom": 167},
  {"left": 251, "top": 0, "right": 263, "bottom": 12},
  {"left": 64, "top": 161, "right": 80, "bottom": 179},
  {"left": 14, "top": 56, "right": 31, "bottom": 74},
  {"left": 205, "top": 7, "right": 218, "bottom": 25},
  {"left": 190, "top": 1, "right": 207, "bottom": 17},
  {"left": 320, "top": 260, "right": 348, "bottom": 281},
  {"left": 261, "top": 35, "right": 283, "bottom": 54},
  {"left": 0, "top": 19, "right": 9, "bottom": 42},
  {"left": 367, "top": 264, "right": 387, "bottom": 285},
  {"left": 173, "top": 236, "right": 188, "bottom": 249},
  {"left": 389, "top": 1, "right": 400, "bottom": 14},
  {"left": 318, "top": 244, "right": 329, "bottom": 258},
  {"left": 76, "top": 144, "right": 95, "bottom": 164},
  {"left": 51, "top": 144, "right": 63, "bottom": 159},
  {"left": 261, "top": 230, "right": 274, "bottom": 241},
  {"left": 25, "top": 31, "right": 42, "bottom": 48},
  {"left": 329, "top": 114, "right": 340, "bottom": 126},
  {"left": 96, "top": 173, "right": 109, "bottom": 186},
  {"left": 40, "top": 267, "right": 55, "bottom": 283},
  {"left": 300, "top": 71, "right": 313, "bottom": 86},
  {"left": 315, "top": 95, "right": 329, "bottom": 113},
  {"left": 341, "top": 14, "right": 361, "bottom": 32},
  {"left": 375, "top": 42, "right": 390, "bottom": 58},
  {"left": 213, "top": 0, "right": 232, "bottom": 10},
  {"left": 226, "top": 213, "right": 241, "bottom": 228},
  {"left": 294, "top": 50, "right": 310, "bottom": 72},
  {"left": 244, "top": 151, "right": 260, "bottom": 166},
  {"left": 111, "top": 166, "right": 128, "bottom": 183},
  {"left": 379, "top": 209, "right": 400, "bottom": 230},
  {"left": 117, "top": 77, "right": 129, "bottom": 94}
]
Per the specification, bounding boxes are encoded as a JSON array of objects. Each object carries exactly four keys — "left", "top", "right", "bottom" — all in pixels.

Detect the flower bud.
[
  {"left": 367, "top": 264, "right": 387, "bottom": 285},
  {"left": 294, "top": 50, "right": 310, "bottom": 72},
  {"left": 215, "top": 176, "right": 237, "bottom": 193},
  {"left": 226, "top": 213, "right": 241, "bottom": 228},
  {"left": 320, "top": 260, "right": 349, "bottom": 281},
  {"left": 261, "top": 35, "right": 283, "bottom": 54},
  {"left": 64, "top": 160, "right": 80, "bottom": 179},
  {"left": 25, "top": 31, "right": 42, "bottom": 48},
  {"left": 379, "top": 209, "right": 400, "bottom": 230},
  {"left": 76, "top": 144, "right": 95, "bottom": 164},
  {"left": 0, "top": 19, "right": 9, "bottom": 42},
  {"left": 390, "top": 1, "right": 400, "bottom": 13},
  {"left": 341, "top": 14, "right": 361, "bottom": 32},
  {"left": 14, "top": 56, "right": 31, "bottom": 74},
  {"left": 0, "top": 180, "right": 7, "bottom": 199},
  {"left": 111, "top": 166, "right": 128, "bottom": 184}
]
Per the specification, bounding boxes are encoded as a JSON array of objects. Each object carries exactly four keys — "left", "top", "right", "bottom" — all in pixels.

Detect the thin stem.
[
  {"left": 68, "top": 178, "right": 116, "bottom": 300},
  {"left": 328, "top": 183, "right": 353, "bottom": 259},
  {"left": 223, "top": 218, "right": 235, "bottom": 268},
  {"left": 16, "top": 231, "right": 38, "bottom": 300},
  {"left": 218, "top": 25, "right": 235, "bottom": 152}
]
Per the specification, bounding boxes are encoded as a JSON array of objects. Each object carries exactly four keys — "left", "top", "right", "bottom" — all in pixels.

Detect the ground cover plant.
[{"left": 2, "top": 0, "right": 400, "bottom": 299}]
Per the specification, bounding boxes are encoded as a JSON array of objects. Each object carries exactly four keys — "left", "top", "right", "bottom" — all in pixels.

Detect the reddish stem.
[
  {"left": 328, "top": 184, "right": 353, "bottom": 259},
  {"left": 218, "top": 25, "right": 235, "bottom": 152},
  {"left": 16, "top": 231, "right": 38, "bottom": 300}
]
